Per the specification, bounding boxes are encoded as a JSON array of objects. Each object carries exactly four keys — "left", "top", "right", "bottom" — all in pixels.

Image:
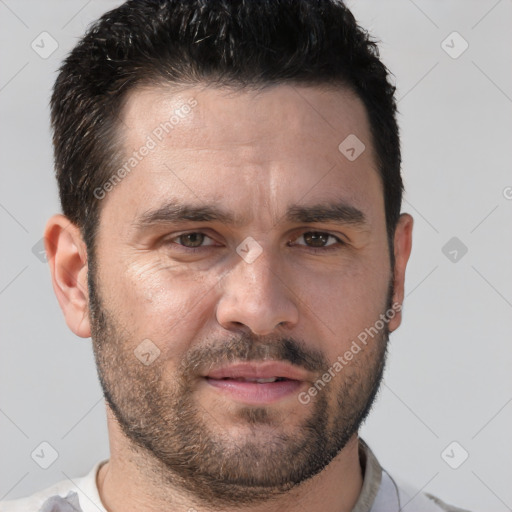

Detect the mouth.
[
  {"left": 213, "top": 376, "right": 290, "bottom": 383},
  {"left": 203, "top": 362, "right": 310, "bottom": 405}
]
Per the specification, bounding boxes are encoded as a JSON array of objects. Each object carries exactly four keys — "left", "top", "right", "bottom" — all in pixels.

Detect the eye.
[
  {"left": 290, "top": 231, "right": 343, "bottom": 249},
  {"left": 171, "top": 232, "right": 217, "bottom": 248}
]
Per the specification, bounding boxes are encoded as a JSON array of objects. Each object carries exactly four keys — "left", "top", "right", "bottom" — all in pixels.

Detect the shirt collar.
[{"left": 351, "top": 438, "right": 383, "bottom": 512}]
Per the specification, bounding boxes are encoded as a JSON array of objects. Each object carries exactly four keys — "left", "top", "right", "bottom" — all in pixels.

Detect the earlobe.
[
  {"left": 44, "top": 214, "right": 91, "bottom": 338},
  {"left": 388, "top": 213, "right": 413, "bottom": 332}
]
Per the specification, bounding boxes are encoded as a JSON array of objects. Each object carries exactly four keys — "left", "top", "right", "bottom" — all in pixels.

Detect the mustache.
[{"left": 181, "top": 335, "right": 328, "bottom": 375}]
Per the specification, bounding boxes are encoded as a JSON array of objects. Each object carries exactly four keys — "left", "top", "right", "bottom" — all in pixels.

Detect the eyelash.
[
  {"left": 165, "top": 232, "right": 219, "bottom": 254},
  {"left": 288, "top": 232, "right": 346, "bottom": 254},
  {"left": 165, "top": 231, "right": 346, "bottom": 254}
]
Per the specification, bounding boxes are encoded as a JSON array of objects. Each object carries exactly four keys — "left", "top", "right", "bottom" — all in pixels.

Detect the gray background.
[{"left": 1, "top": 1, "right": 511, "bottom": 510}]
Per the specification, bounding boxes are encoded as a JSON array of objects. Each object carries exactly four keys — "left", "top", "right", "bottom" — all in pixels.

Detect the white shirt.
[{"left": 0, "top": 440, "right": 472, "bottom": 512}]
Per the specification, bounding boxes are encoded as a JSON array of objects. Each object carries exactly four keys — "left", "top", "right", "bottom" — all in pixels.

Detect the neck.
[{"left": 97, "top": 412, "right": 364, "bottom": 512}]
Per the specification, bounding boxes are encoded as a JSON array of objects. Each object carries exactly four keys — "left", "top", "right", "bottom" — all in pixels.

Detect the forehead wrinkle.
[{"left": 118, "top": 85, "right": 379, "bottom": 239}]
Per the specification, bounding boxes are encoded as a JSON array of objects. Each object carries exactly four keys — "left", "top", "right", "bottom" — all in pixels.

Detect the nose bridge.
[
  {"left": 216, "top": 246, "right": 299, "bottom": 334},
  {"left": 240, "top": 249, "right": 278, "bottom": 301}
]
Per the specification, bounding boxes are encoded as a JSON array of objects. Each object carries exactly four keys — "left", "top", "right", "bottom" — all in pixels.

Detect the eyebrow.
[
  {"left": 132, "top": 200, "right": 368, "bottom": 232},
  {"left": 132, "top": 203, "right": 239, "bottom": 231},
  {"left": 285, "top": 203, "right": 367, "bottom": 227}
]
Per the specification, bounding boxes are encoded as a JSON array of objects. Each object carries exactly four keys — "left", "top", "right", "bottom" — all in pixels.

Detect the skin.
[{"left": 45, "top": 84, "right": 413, "bottom": 512}]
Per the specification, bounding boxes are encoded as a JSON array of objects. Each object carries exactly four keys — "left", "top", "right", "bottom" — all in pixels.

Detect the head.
[{"left": 45, "top": 0, "right": 412, "bottom": 507}]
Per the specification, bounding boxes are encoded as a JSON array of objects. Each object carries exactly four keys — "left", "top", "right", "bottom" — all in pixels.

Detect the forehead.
[
  {"left": 121, "top": 83, "right": 372, "bottom": 154},
  {"left": 103, "top": 83, "right": 383, "bottom": 231}
]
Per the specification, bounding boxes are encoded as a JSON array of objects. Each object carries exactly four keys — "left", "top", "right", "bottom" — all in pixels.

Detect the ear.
[
  {"left": 44, "top": 214, "right": 91, "bottom": 338},
  {"left": 388, "top": 213, "right": 413, "bottom": 332}
]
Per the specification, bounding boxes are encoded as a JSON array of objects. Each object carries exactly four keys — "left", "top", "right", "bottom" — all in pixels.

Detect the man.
[{"left": 1, "top": 1, "right": 472, "bottom": 511}]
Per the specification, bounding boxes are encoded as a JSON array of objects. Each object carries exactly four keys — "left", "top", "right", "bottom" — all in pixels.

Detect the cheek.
[
  {"left": 102, "top": 255, "right": 221, "bottom": 354},
  {"left": 297, "top": 254, "right": 390, "bottom": 353}
]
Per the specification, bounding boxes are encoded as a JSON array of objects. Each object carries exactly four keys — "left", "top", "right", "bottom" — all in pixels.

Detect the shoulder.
[
  {"left": 386, "top": 472, "right": 474, "bottom": 512},
  {"left": 0, "top": 481, "right": 77, "bottom": 512},
  {"left": 359, "top": 439, "right": 474, "bottom": 512},
  {"left": 424, "top": 491, "right": 475, "bottom": 512},
  {"left": 0, "top": 461, "right": 107, "bottom": 512}
]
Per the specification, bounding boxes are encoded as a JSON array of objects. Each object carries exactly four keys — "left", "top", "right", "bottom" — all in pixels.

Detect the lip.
[
  {"left": 205, "top": 361, "right": 311, "bottom": 381},
  {"left": 203, "top": 362, "right": 311, "bottom": 405}
]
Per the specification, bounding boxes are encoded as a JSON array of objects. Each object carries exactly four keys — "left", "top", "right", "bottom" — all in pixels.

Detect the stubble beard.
[{"left": 87, "top": 257, "right": 391, "bottom": 506}]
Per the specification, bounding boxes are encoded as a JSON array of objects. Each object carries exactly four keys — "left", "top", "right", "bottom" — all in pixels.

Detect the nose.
[{"left": 215, "top": 248, "right": 300, "bottom": 335}]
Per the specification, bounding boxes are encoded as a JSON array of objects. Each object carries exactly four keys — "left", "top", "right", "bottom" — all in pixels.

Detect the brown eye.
[
  {"left": 288, "top": 231, "right": 343, "bottom": 251},
  {"left": 303, "top": 232, "right": 330, "bottom": 247},
  {"left": 178, "top": 233, "right": 205, "bottom": 247}
]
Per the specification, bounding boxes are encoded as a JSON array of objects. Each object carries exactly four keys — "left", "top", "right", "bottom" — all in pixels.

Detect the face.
[{"left": 87, "top": 84, "right": 400, "bottom": 505}]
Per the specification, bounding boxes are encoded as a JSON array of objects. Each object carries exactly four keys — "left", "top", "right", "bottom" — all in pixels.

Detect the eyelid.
[
  {"left": 163, "top": 229, "right": 347, "bottom": 252},
  {"left": 288, "top": 229, "right": 347, "bottom": 244},
  {"left": 165, "top": 230, "right": 222, "bottom": 248},
  {"left": 286, "top": 231, "right": 348, "bottom": 254}
]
